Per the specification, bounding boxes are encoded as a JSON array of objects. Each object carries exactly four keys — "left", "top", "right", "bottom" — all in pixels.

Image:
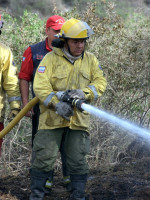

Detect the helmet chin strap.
[{"left": 65, "top": 39, "right": 72, "bottom": 56}]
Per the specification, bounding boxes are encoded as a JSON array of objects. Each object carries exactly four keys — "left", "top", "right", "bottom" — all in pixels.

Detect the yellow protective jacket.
[
  {"left": 0, "top": 42, "right": 21, "bottom": 122},
  {"left": 34, "top": 47, "right": 107, "bottom": 132}
]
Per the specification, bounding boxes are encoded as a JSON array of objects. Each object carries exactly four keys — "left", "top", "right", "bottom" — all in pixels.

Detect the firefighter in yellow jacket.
[
  {"left": 31, "top": 18, "right": 107, "bottom": 200},
  {"left": 0, "top": 16, "right": 21, "bottom": 155}
]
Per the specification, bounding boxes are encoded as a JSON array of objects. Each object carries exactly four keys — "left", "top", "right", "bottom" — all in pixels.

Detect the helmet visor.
[{"left": 66, "top": 21, "right": 94, "bottom": 38}]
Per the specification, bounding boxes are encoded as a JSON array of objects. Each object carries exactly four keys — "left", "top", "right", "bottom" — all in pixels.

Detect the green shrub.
[{"left": 1, "top": 11, "right": 45, "bottom": 69}]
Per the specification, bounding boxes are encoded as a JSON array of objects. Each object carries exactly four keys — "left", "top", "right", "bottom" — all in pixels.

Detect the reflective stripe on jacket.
[
  {"left": 0, "top": 43, "right": 21, "bottom": 122},
  {"left": 33, "top": 47, "right": 107, "bottom": 132}
]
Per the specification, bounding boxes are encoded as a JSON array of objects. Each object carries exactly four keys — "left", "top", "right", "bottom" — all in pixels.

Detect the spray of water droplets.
[{"left": 81, "top": 103, "right": 150, "bottom": 141}]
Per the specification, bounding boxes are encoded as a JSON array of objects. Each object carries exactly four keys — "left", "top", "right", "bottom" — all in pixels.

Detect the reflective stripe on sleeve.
[
  {"left": 88, "top": 85, "right": 98, "bottom": 101},
  {"left": 8, "top": 96, "right": 21, "bottom": 102},
  {"left": 44, "top": 92, "right": 55, "bottom": 107}
]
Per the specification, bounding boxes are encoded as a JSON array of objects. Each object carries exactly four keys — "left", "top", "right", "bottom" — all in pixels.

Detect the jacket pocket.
[
  {"left": 51, "top": 72, "right": 68, "bottom": 91},
  {"left": 80, "top": 132, "right": 90, "bottom": 155},
  {"left": 79, "top": 71, "right": 91, "bottom": 88}
]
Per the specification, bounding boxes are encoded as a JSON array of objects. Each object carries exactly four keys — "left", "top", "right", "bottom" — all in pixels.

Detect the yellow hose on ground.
[{"left": 0, "top": 97, "right": 39, "bottom": 139}]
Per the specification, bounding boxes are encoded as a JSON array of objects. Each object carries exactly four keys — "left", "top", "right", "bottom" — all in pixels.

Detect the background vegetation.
[
  {"left": 0, "top": 0, "right": 150, "bottom": 18},
  {"left": 0, "top": 0, "right": 150, "bottom": 175}
]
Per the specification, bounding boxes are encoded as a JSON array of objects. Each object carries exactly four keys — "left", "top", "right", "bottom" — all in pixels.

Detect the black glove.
[
  {"left": 55, "top": 102, "right": 74, "bottom": 121},
  {"left": 68, "top": 89, "right": 85, "bottom": 100}
]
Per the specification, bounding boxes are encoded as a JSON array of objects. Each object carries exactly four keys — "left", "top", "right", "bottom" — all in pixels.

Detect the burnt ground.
[{"left": 0, "top": 158, "right": 150, "bottom": 200}]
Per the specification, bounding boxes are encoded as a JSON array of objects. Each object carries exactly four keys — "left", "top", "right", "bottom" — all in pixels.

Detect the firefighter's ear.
[{"left": 51, "top": 39, "right": 64, "bottom": 48}]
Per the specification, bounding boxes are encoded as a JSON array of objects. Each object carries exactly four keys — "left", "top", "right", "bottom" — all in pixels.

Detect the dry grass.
[{"left": 0, "top": 117, "right": 32, "bottom": 176}]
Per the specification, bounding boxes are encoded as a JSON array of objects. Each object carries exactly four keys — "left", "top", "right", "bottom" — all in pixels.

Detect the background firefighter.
[
  {"left": 30, "top": 18, "right": 107, "bottom": 200},
  {"left": 0, "top": 15, "right": 21, "bottom": 156}
]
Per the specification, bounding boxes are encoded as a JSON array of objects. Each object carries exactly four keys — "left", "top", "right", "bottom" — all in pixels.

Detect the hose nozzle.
[{"left": 72, "top": 98, "right": 85, "bottom": 111}]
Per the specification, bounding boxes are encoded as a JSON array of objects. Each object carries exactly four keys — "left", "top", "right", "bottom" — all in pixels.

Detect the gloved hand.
[
  {"left": 56, "top": 91, "right": 66, "bottom": 101},
  {"left": 55, "top": 102, "right": 74, "bottom": 121},
  {"left": 68, "top": 89, "right": 85, "bottom": 100},
  {"left": 8, "top": 108, "right": 20, "bottom": 122}
]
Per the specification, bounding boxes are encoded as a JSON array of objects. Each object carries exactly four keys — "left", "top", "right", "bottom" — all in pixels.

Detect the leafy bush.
[{"left": 1, "top": 10, "right": 45, "bottom": 69}]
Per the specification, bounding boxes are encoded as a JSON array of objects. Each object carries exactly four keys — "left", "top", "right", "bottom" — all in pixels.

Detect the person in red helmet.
[
  {"left": 0, "top": 14, "right": 21, "bottom": 155},
  {"left": 18, "top": 15, "right": 71, "bottom": 193}
]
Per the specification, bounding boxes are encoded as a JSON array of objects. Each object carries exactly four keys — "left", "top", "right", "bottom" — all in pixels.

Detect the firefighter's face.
[
  {"left": 66, "top": 39, "right": 86, "bottom": 57},
  {"left": 46, "top": 27, "right": 60, "bottom": 42}
]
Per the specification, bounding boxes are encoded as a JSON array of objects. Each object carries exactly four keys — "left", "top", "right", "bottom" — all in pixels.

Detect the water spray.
[
  {"left": 57, "top": 90, "right": 150, "bottom": 141},
  {"left": 63, "top": 92, "right": 150, "bottom": 141},
  {"left": 81, "top": 103, "right": 150, "bottom": 141}
]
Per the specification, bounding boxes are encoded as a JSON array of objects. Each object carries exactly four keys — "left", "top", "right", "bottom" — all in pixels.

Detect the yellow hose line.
[{"left": 0, "top": 97, "right": 39, "bottom": 139}]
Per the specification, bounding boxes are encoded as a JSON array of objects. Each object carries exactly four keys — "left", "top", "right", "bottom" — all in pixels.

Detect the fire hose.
[
  {"left": 0, "top": 93, "right": 85, "bottom": 139},
  {"left": 0, "top": 97, "right": 39, "bottom": 139}
]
